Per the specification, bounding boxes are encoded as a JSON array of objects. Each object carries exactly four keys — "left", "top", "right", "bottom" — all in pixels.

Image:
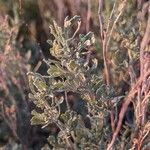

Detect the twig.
[
  {"left": 86, "top": 0, "right": 91, "bottom": 32},
  {"left": 98, "top": 0, "right": 110, "bottom": 87},
  {"left": 106, "top": 1, "right": 127, "bottom": 51},
  {"left": 140, "top": 4, "right": 150, "bottom": 75},
  {"left": 107, "top": 69, "right": 150, "bottom": 150},
  {"left": 110, "top": 109, "right": 115, "bottom": 133},
  {"left": 65, "top": 91, "right": 70, "bottom": 110},
  {"left": 141, "top": 130, "right": 150, "bottom": 146},
  {"left": 98, "top": 0, "right": 104, "bottom": 40},
  {"left": 106, "top": 0, "right": 117, "bottom": 37},
  {"left": 107, "top": 88, "right": 138, "bottom": 150},
  {"left": 72, "top": 20, "right": 81, "bottom": 39},
  {"left": 34, "top": 61, "right": 42, "bottom": 72},
  {"left": 67, "top": 20, "right": 81, "bottom": 42},
  {"left": 55, "top": 120, "right": 74, "bottom": 149}
]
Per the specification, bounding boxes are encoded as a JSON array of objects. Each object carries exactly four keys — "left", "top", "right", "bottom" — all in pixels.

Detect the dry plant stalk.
[
  {"left": 98, "top": 0, "right": 127, "bottom": 88},
  {"left": 98, "top": 0, "right": 110, "bottom": 87},
  {"left": 97, "top": 1, "right": 150, "bottom": 149}
]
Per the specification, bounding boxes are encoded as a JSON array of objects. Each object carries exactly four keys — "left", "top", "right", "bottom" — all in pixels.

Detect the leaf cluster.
[{"left": 28, "top": 16, "right": 112, "bottom": 149}]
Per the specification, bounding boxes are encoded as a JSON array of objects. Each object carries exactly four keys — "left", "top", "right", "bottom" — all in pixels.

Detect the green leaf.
[
  {"left": 66, "top": 60, "right": 78, "bottom": 72},
  {"left": 80, "top": 32, "right": 95, "bottom": 45},
  {"left": 64, "top": 15, "right": 81, "bottom": 28},
  {"left": 28, "top": 93, "right": 34, "bottom": 99},
  {"left": 33, "top": 77, "right": 47, "bottom": 92},
  {"left": 31, "top": 110, "right": 46, "bottom": 125},
  {"left": 47, "top": 65, "right": 65, "bottom": 77},
  {"left": 50, "top": 40, "right": 63, "bottom": 58}
]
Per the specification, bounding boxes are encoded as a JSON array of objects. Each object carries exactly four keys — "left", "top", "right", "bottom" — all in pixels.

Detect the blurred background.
[{"left": 0, "top": 0, "right": 100, "bottom": 59}]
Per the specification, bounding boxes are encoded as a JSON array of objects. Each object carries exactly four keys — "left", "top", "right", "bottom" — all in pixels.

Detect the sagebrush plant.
[
  {"left": 28, "top": 1, "right": 150, "bottom": 149},
  {"left": 28, "top": 16, "right": 113, "bottom": 149}
]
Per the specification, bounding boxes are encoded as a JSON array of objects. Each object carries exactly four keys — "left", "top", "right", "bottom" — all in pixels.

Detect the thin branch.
[
  {"left": 72, "top": 20, "right": 81, "bottom": 39},
  {"left": 98, "top": 0, "right": 104, "bottom": 40},
  {"left": 67, "top": 20, "right": 81, "bottom": 42},
  {"left": 140, "top": 4, "right": 150, "bottom": 75},
  {"left": 110, "top": 109, "right": 115, "bottom": 133},
  {"left": 65, "top": 91, "right": 70, "bottom": 110},
  {"left": 106, "top": 0, "right": 117, "bottom": 35},
  {"left": 98, "top": 0, "right": 110, "bottom": 87},
  {"left": 107, "top": 69, "right": 150, "bottom": 150},
  {"left": 86, "top": 0, "right": 91, "bottom": 32},
  {"left": 106, "top": 2, "right": 126, "bottom": 50}
]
